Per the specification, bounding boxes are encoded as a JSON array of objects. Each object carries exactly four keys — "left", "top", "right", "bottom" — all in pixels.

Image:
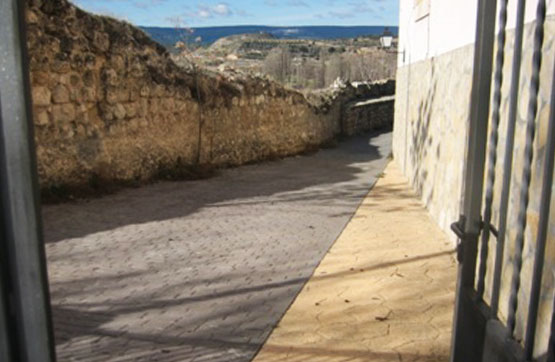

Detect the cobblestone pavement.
[
  {"left": 254, "top": 161, "right": 457, "bottom": 362},
  {"left": 43, "top": 131, "right": 392, "bottom": 361}
]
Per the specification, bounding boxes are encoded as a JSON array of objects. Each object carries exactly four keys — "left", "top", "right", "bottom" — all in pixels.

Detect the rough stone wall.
[
  {"left": 28, "top": 0, "right": 213, "bottom": 187},
  {"left": 25, "top": 0, "right": 393, "bottom": 192},
  {"left": 393, "top": 17, "right": 555, "bottom": 359},
  {"left": 343, "top": 96, "right": 395, "bottom": 136}
]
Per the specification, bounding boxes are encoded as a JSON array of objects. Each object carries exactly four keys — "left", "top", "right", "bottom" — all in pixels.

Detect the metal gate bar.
[
  {"left": 523, "top": 57, "right": 555, "bottom": 360},
  {"left": 549, "top": 295, "right": 555, "bottom": 362},
  {"left": 490, "top": 0, "right": 527, "bottom": 317},
  {"left": 506, "top": 0, "right": 546, "bottom": 335},
  {"left": 0, "top": 0, "right": 56, "bottom": 360},
  {"left": 476, "top": 0, "right": 509, "bottom": 300}
]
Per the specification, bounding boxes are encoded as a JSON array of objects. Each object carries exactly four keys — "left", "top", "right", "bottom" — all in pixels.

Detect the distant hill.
[{"left": 140, "top": 25, "right": 399, "bottom": 48}]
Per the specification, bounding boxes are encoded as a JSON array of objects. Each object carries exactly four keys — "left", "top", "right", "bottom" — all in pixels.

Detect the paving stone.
[{"left": 43, "top": 131, "right": 392, "bottom": 361}]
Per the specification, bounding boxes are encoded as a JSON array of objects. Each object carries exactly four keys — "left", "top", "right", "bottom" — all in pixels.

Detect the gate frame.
[
  {"left": 0, "top": 0, "right": 56, "bottom": 360},
  {"left": 449, "top": 0, "right": 498, "bottom": 360}
]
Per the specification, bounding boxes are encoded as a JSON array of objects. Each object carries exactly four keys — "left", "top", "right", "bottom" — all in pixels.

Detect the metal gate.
[{"left": 450, "top": 0, "right": 555, "bottom": 361}]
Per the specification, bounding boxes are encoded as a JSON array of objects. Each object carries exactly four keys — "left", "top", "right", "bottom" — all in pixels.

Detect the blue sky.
[{"left": 71, "top": 0, "right": 399, "bottom": 27}]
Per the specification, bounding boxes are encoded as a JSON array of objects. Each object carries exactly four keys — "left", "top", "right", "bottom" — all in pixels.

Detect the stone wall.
[
  {"left": 393, "top": 17, "right": 555, "bottom": 360},
  {"left": 343, "top": 96, "right": 395, "bottom": 136},
  {"left": 25, "top": 0, "right": 394, "bottom": 192}
]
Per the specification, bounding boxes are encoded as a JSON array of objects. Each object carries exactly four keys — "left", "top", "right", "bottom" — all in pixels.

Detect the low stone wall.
[
  {"left": 26, "top": 0, "right": 394, "bottom": 192},
  {"left": 343, "top": 95, "right": 395, "bottom": 136}
]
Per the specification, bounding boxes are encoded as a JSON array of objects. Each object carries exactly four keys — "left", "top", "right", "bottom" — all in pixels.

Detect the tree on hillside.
[
  {"left": 169, "top": 17, "right": 205, "bottom": 164},
  {"left": 325, "top": 54, "right": 348, "bottom": 86},
  {"left": 263, "top": 46, "right": 292, "bottom": 83}
]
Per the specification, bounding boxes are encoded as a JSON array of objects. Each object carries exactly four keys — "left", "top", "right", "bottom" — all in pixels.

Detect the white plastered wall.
[{"left": 397, "top": 0, "right": 555, "bottom": 67}]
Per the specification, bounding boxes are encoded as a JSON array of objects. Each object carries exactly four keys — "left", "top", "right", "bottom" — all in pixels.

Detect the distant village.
[{"left": 169, "top": 31, "right": 398, "bottom": 89}]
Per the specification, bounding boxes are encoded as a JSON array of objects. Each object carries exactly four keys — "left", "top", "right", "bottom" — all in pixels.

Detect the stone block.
[
  {"left": 153, "top": 84, "right": 165, "bottom": 98},
  {"left": 114, "top": 104, "right": 126, "bottom": 120},
  {"left": 51, "top": 103, "right": 76, "bottom": 123},
  {"left": 69, "top": 74, "right": 81, "bottom": 87},
  {"left": 162, "top": 98, "right": 175, "bottom": 112},
  {"left": 26, "top": 9, "right": 39, "bottom": 24},
  {"left": 110, "top": 55, "right": 125, "bottom": 70},
  {"left": 32, "top": 86, "right": 51, "bottom": 106},
  {"left": 128, "top": 85, "right": 140, "bottom": 102},
  {"left": 116, "top": 88, "right": 130, "bottom": 103},
  {"left": 139, "top": 98, "right": 149, "bottom": 115},
  {"left": 83, "top": 87, "right": 97, "bottom": 102},
  {"left": 35, "top": 109, "right": 50, "bottom": 126},
  {"left": 99, "top": 103, "right": 114, "bottom": 122},
  {"left": 52, "top": 84, "right": 70, "bottom": 103},
  {"left": 125, "top": 102, "right": 138, "bottom": 118},
  {"left": 103, "top": 68, "right": 119, "bottom": 87},
  {"left": 140, "top": 86, "right": 150, "bottom": 97},
  {"left": 83, "top": 70, "right": 96, "bottom": 87},
  {"left": 129, "top": 56, "right": 145, "bottom": 75},
  {"left": 75, "top": 124, "right": 86, "bottom": 137},
  {"left": 52, "top": 59, "right": 71, "bottom": 74},
  {"left": 175, "top": 100, "right": 188, "bottom": 113},
  {"left": 83, "top": 53, "right": 98, "bottom": 70},
  {"left": 93, "top": 31, "right": 110, "bottom": 52},
  {"left": 129, "top": 118, "right": 139, "bottom": 131},
  {"left": 32, "top": 72, "right": 50, "bottom": 86},
  {"left": 149, "top": 99, "right": 160, "bottom": 114},
  {"left": 105, "top": 88, "right": 118, "bottom": 105},
  {"left": 105, "top": 87, "right": 129, "bottom": 104}
]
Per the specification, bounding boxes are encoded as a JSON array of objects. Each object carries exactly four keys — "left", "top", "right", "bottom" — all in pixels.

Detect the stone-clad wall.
[
  {"left": 393, "top": 17, "right": 555, "bottom": 359},
  {"left": 26, "top": 0, "right": 394, "bottom": 191},
  {"left": 393, "top": 44, "right": 472, "bottom": 240}
]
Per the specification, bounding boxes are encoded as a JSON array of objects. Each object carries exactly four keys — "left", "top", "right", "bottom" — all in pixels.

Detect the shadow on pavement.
[{"left": 43, "top": 130, "right": 390, "bottom": 243}]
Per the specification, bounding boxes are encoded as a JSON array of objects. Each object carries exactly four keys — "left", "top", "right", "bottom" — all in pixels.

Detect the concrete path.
[
  {"left": 254, "top": 162, "right": 457, "bottom": 362},
  {"left": 43, "top": 131, "right": 392, "bottom": 361}
]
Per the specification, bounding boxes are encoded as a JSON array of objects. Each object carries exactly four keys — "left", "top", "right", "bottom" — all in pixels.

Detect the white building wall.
[{"left": 398, "top": 0, "right": 555, "bottom": 67}]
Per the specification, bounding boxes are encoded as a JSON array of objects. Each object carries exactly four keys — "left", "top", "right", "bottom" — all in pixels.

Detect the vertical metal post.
[
  {"left": 450, "top": 0, "right": 497, "bottom": 360},
  {"left": 490, "top": 0, "right": 527, "bottom": 316},
  {"left": 523, "top": 56, "right": 555, "bottom": 361},
  {"left": 0, "top": 0, "right": 56, "bottom": 361}
]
